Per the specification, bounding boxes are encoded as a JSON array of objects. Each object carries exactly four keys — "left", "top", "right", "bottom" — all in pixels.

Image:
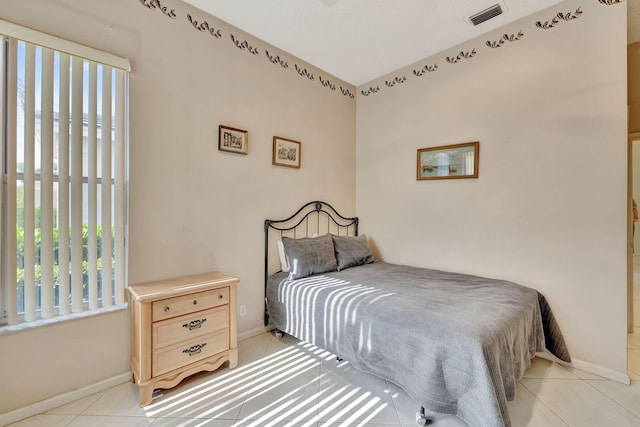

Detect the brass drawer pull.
[
  {"left": 182, "top": 319, "right": 207, "bottom": 330},
  {"left": 182, "top": 343, "right": 207, "bottom": 356}
]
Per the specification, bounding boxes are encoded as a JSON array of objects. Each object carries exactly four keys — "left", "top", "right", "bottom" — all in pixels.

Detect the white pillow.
[
  {"left": 277, "top": 240, "right": 289, "bottom": 272},
  {"left": 277, "top": 234, "right": 319, "bottom": 273}
]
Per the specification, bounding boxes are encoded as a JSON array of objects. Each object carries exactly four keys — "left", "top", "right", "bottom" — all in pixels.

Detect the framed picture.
[
  {"left": 417, "top": 141, "right": 479, "bottom": 180},
  {"left": 272, "top": 136, "right": 301, "bottom": 168},
  {"left": 218, "top": 125, "right": 248, "bottom": 155}
]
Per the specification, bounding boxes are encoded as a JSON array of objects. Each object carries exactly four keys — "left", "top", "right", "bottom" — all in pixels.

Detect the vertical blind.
[{"left": 0, "top": 21, "right": 130, "bottom": 325}]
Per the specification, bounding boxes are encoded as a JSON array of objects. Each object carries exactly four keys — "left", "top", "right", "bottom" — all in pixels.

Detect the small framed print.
[
  {"left": 272, "top": 136, "right": 301, "bottom": 168},
  {"left": 417, "top": 141, "right": 479, "bottom": 180},
  {"left": 218, "top": 125, "right": 248, "bottom": 155}
]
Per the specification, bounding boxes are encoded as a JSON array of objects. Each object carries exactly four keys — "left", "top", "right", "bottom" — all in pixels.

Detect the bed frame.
[
  {"left": 263, "top": 201, "right": 358, "bottom": 326},
  {"left": 262, "top": 201, "right": 570, "bottom": 427},
  {"left": 263, "top": 201, "right": 435, "bottom": 425}
]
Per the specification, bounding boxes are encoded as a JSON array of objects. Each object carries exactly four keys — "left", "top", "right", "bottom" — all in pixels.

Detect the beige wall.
[
  {"left": 356, "top": 0, "right": 628, "bottom": 377},
  {"left": 630, "top": 42, "right": 640, "bottom": 133},
  {"left": 0, "top": 0, "right": 630, "bottom": 418},
  {"left": 0, "top": 0, "right": 355, "bottom": 415}
]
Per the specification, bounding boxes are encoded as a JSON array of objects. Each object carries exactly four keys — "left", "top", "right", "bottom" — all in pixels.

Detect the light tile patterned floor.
[
  {"left": 8, "top": 330, "right": 640, "bottom": 427},
  {"left": 9, "top": 255, "right": 640, "bottom": 427}
]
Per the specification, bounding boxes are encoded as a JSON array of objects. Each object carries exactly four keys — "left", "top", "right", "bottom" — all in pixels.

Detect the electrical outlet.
[{"left": 239, "top": 305, "right": 247, "bottom": 317}]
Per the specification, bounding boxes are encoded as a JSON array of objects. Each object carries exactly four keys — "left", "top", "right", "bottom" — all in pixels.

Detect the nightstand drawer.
[
  {"left": 152, "top": 329, "right": 229, "bottom": 377},
  {"left": 153, "top": 305, "right": 229, "bottom": 349},
  {"left": 152, "top": 287, "right": 229, "bottom": 321}
]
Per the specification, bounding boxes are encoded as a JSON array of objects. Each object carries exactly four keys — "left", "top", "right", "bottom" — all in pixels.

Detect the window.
[{"left": 0, "top": 21, "right": 130, "bottom": 326}]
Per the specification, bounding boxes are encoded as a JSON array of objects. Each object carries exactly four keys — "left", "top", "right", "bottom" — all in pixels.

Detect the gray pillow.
[
  {"left": 282, "top": 234, "right": 337, "bottom": 280},
  {"left": 332, "top": 234, "right": 374, "bottom": 270}
]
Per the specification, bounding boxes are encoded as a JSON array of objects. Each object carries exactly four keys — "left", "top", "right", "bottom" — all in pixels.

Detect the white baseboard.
[
  {"left": 2, "top": 349, "right": 631, "bottom": 426},
  {"left": 570, "top": 358, "right": 631, "bottom": 385},
  {"left": 2, "top": 330, "right": 271, "bottom": 425},
  {"left": 238, "top": 325, "right": 270, "bottom": 341},
  {"left": 536, "top": 352, "right": 631, "bottom": 385},
  {"left": 0, "top": 372, "right": 131, "bottom": 426}
]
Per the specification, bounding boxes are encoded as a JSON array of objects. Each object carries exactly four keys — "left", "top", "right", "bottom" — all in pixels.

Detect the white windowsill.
[{"left": 0, "top": 303, "right": 128, "bottom": 336}]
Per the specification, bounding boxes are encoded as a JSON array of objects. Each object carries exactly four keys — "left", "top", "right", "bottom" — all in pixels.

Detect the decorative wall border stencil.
[
  {"left": 536, "top": 7, "right": 582, "bottom": 29},
  {"left": 413, "top": 63, "right": 438, "bottom": 77},
  {"left": 319, "top": 76, "right": 336, "bottom": 90},
  {"left": 230, "top": 34, "right": 259, "bottom": 55},
  {"left": 265, "top": 51, "right": 289, "bottom": 69},
  {"left": 361, "top": 86, "right": 380, "bottom": 97},
  {"left": 486, "top": 31, "right": 524, "bottom": 48},
  {"left": 359, "top": 3, "right": 594, "bottom": 98},
  {"left": 136, "top": 0, "right": 596, "bottom": 100},
  {"left": 137, "top": 0, "right": 355, "bottom": 100},
  {"left": 535, "top": 17, "right": 559, "bottom": 29},
  {"left": 340, "top": 86, "right": 355, "bottom": 99},
  {"left": 139, "top": 0, "right": 177, "bottom": 19},
  {"left": 505, "top": 31, "right": 525, "bottom": 42},
  {"left": 598, "top": 0, "right": 624, "bottom": 4},
  {"left": 446, "top": 49, "right": 477, "bottom": 64},
  {"left": 385, "top": 76, "right": 406, "bottom": 87},
  {"left": 294, "top": 64, "right": 315, "bottom": 80},
  {"left": 557, "top": 7, "right": 583, "bottom": 20},
  {"left": 187, "top": 14, "right": 222, "bottom": 38}
]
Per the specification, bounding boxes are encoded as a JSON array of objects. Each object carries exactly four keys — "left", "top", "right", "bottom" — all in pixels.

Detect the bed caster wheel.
[
  {"left": 275, "top": 329, "right": 284, "bottom": 338},
  {"left": 416, "top": 408, "right": 431, "bottom": 426}
]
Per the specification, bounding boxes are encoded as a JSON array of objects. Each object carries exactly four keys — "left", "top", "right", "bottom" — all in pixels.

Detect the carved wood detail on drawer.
[
  {"left": 152, "top": 328, "right": 230, "bottom": 377},
  {"left": 152, "top": 305, "right": 229, "bottom": 348},
  {"left": 152, "top": 287, "right": 229, "bottom": 321}
]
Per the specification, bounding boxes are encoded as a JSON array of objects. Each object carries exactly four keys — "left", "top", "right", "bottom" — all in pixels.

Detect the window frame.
[{"left": 0, "top": 20, "right": 130, "bottom": 327}]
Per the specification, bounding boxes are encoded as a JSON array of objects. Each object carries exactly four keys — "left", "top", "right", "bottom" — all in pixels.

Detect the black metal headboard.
[{"left": 264, "top": 201, "right": 358, "bottom": 325}]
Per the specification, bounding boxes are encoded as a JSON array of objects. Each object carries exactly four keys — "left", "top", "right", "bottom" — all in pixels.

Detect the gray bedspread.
[{"left": 265, "top": 262, "right": 570, "bottom": 427}]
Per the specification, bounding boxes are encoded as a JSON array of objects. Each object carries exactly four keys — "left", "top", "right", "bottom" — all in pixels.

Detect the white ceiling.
[{"left": 183, "top": 0, "right": 638, "bottom": 86}]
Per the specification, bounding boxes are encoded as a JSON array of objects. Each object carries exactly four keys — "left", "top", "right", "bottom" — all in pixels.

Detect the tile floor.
[{"left": 8, "top": 259, "right": 640, "bottom": 427}]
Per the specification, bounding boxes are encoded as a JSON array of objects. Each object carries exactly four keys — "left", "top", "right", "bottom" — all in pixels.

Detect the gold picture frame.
[
  {"left": 272, "top": 136, "right": 301, "bottom": 168},
  {"left": 218, "top": 125, "right": 248, "bottom": 155},
  {"left": 417, "top": 141, "right": 479, "bottom": 180}
]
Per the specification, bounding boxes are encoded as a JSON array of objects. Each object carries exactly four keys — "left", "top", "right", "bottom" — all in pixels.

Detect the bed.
[{"left": 263, "top": 201, "right": 570, "bottom": 427}]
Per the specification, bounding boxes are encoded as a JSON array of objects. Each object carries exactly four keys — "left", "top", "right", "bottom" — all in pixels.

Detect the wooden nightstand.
[{"left": 127, "top": 271, "right": 239, "bottom": 406}]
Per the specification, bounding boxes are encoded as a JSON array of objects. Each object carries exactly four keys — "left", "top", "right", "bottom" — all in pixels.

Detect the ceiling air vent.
[{"left": 469, "top": 4, "right": 503, "bottom": 26}]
